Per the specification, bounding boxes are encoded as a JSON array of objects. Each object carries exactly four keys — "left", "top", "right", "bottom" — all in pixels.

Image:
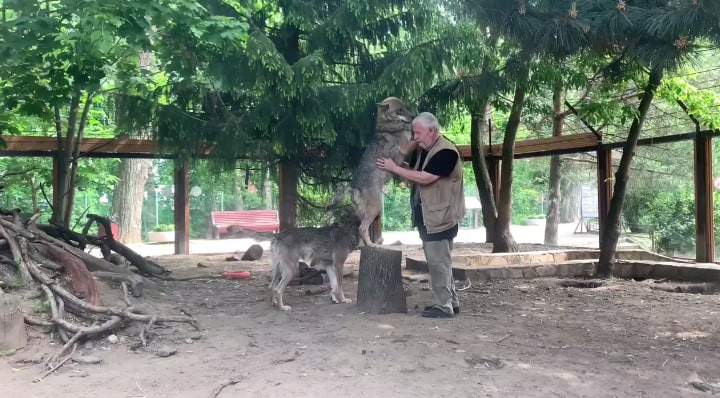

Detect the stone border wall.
[{"left": 405, "top": 249, "right": 720, "bottom": 283}]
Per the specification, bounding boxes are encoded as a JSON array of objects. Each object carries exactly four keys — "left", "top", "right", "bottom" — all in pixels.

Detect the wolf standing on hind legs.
[
  {"left": 334, "top": 96, "right": 417, "bottom": 247},
  {"left": 377, "top": 112, "right": 466, "bottom": 318}
]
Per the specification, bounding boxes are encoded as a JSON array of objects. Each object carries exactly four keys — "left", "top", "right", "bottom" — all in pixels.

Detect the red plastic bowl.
[{"left": 222, "top": 271, "right": 251, "bottom": 279}]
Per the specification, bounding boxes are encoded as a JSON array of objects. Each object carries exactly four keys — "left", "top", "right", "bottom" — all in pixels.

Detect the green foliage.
[
  {"left": 0, "top": 349, "right": 17, "bottom": 357},
  {"left": 511, "top": 187, "right": 542, "bottom": 224},
  {"left": 508, "top": 160, "right": 546, "bottom": 224},
  {"left": 647, "top": 190, "right": 696, "bottom": 255},
  {"left": 116, "top": 0, "right": 445, "bottom": 188},
  {"left": 646, "top": 189, "right": 720, "bottom": 256},
  {"left": 657, "top": 77, "right": 720, "bottom": 131},
  {"left": 624, "top": 189, "right": 656, "bottom": 233},
  {"left": 31, "top": 299, "right": 51, "bottom": 314},
  {"left": 153, "top": 224, "right": 175, "bottom": 232},
  {"left": 382, "top": 182, "right": 413, "bottom": 232}
]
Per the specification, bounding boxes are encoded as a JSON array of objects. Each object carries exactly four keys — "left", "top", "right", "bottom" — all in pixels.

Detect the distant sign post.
[{"left": 575, "top": 183, "right": 598, "bottom": 233}]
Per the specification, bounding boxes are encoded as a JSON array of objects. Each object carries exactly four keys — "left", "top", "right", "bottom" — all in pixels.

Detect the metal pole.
[{"left": 155, "top": 192, "right": 159, "bottom": 226}]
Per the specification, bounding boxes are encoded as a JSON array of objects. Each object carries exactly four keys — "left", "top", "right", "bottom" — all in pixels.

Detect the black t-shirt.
[{"left": 410, "top": 148, "right": 459, "bottom": 242}]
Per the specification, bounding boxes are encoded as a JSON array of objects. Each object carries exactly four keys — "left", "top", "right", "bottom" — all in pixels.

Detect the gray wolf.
[
  {"left": 268, "top": 206, "right": 360, "bottom": 311},
  {"left": 330, "top": 96, "right": 417, "bottom": 247}
]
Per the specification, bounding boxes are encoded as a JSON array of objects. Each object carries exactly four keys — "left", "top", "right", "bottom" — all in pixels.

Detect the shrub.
[
  {"left": 153, "top": 224, "right": 175, "bottom": 232},
  {"left": 624, "top": 189, "right": 655, "bottom": 232}
]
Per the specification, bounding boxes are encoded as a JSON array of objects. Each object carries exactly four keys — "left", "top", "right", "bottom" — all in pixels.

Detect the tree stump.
[
  {"left": 0, "top": 294, "right": 27, "bottom": 351},
  {"left": 241, "top": 244, "right": 264, "bottom": 261},
  {"left": 356, "top": 247, "right": 407, "bottom": 314}
]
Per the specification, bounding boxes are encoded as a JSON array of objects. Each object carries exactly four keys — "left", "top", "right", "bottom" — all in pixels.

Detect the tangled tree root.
[{"left": 0, "top": 211, "right": 199, "bottom": 375}]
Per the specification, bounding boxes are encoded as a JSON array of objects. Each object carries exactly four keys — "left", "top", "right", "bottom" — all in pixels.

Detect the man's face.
[{"left": 412, "top": 123, "right": 436, "bottom": 149}]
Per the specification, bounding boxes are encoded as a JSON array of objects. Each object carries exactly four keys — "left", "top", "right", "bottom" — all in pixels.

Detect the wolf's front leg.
[{"left": 326, "top": 264, "right": 352, "bottom": 304}]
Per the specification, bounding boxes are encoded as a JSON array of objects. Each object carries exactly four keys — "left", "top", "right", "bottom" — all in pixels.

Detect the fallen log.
[
  {"left": 0, "top": 221, "right": 31, "bottom": 283},
  {"left": 29, "top": 242, "right": 99, "bottom": 305},
  {"left": 33, "top": 237, "right": 130, "bottom": 276},
  {"left": 92, "top": 271, "right": 148, "bottom": 297},
  {"left": 85, "top": 214, "right": 168, "bottom": 277}
]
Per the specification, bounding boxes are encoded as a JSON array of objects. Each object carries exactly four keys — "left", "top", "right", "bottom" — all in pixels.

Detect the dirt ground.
[{"left": 2, "top": 243, "right": 720, "bottom": 398}]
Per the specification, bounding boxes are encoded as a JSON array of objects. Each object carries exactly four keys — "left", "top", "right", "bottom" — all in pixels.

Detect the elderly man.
[{"left": 376, "top": 112, "right": 466, "bottom": 318}]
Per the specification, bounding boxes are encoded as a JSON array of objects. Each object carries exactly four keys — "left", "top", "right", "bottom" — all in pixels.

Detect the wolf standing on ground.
[
  {"left": 331, "top": 96, "right": 417, "bottom": 247},
  {"left": 268, "top": 206, "right": 361, "bottom": 311}
]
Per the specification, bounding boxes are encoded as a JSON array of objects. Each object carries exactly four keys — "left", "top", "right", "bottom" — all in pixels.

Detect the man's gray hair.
[{"left": 412, "top": 112, "right": 440, "bottom": 133}]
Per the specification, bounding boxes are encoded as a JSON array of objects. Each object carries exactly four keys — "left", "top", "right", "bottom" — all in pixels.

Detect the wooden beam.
[
  {"left": 694, "top": 136, "right": 714, "bottom": 262},
  {"left": 174, "top": 160, "right": 190, "bottom": 255},
  {"left": 596, "top": 148, "right": 613, "bottom": 245},
  {"left": 4, "top": 130, "right": 713, "bottom": 161},
  {"left": 458, "top": 132, "right": 599, "bottom": 161},
  {"left": 1, "top": 136, "right": 159, "bottom": 157}
]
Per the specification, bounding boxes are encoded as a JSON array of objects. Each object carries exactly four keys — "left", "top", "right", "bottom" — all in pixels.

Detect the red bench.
[{"left": 210, "top": 210, "right": 279, "bottom": 238}]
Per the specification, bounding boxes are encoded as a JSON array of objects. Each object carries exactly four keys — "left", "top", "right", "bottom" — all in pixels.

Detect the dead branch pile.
[{"left": 0, "top": 211, "right": 198, "bottom": 370}]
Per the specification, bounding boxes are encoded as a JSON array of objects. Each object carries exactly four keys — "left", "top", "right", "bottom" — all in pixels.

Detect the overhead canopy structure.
[{"left": 0, "top": 130, "right": 715, "bottom": 262}]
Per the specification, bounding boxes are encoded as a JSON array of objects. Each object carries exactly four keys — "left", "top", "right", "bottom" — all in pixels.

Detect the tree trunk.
[
  {"left": 493, "top": 64, "right": 530, "bottom": 253},
  {"left": 233, "top": 166, "right": 244, "bottom": 211},
  {"left": 559, "top": 179, "right": 574, "bottom": 223},
  {"left": 63, "top": 92, "right": 94, "bottom": 227},
  {"left": 112, "top": 159, "right": 152, "bottom": 243},
  {"left": 263, "top": 164, "right": 273, "bottom": 209},
  {"left": 0, "top": 294, "right": 27, "bottom": 351},
  {"left": 469, "top": 101, "right": 499, "bottom": 245},
  {"left": 544, "top": 82, "right": 566, "bottom": 246},
  {"left": 356, "top": 247, "right": 407, "bottom": 314},
  {"left": 278, "top": 158, "right": 298, "bottom": 231},
  {"left": 29, "top": 176, "right": 39, "bottom": 214},
  {"left": 51, "top": 91, "right": 80, "bottom": 227},
  {"left": 598, "top": 68, "right": 663, "bottom": 276}
]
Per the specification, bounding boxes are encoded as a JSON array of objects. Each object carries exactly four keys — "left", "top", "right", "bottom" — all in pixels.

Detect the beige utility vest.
[{"left": 412, "top": 136, "right": 466, "bottom": 233}]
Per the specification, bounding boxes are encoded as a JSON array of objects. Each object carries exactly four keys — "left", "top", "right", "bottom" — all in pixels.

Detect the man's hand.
[{"left": 376, "top": 157, "right": 398, "bottom": 173}]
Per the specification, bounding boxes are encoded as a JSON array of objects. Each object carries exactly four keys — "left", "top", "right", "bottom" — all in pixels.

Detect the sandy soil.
[{"left": 2, "top": 243, "right": 719, "bottom": 398}]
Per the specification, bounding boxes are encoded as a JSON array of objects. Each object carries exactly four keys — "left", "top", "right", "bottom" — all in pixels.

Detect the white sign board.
[
  {"left": 579, "top": 183, "right": 598, "bottom": 218},
  {"left": 464, "top": 196, "right": 482, "bottom": 210}
]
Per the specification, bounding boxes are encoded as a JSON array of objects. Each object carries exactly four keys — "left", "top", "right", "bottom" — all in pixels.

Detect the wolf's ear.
[{"left": 377, "top": 102, "right": 390, "bottom": 111}]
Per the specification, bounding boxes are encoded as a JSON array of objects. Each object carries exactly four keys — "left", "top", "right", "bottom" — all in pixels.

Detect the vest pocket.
[{"left": 424, "top": 200, "right": 450, "bottom": 228}]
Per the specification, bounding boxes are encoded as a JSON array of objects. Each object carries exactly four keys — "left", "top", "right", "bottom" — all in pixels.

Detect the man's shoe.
[
  {"left": 424, "top": 305, "right": 460, "bottom": 314},
  {"left": 421, "top": 307, "right": 455, "bottom": 318}
]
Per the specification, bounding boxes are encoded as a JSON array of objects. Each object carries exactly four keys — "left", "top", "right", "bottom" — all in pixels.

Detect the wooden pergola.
[{"left": 1, "top": 131, "right": 715, "bottom": 262}]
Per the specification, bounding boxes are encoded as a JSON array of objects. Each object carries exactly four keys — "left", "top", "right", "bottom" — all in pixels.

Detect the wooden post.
[
  {"left": 694, "top": 135, "right": 714, "bottom": 263},
  {"left": 487, "top": 157, "right": 501, "bottom": 205},
  {"left": 356, "top": 247, "right": 407, "bottom": 314},
  {"left": 278, "top": 159, "right": 298, "bottom": 232},
  {"left": 597, "top": 148, "right": 612, "bottom": 245},
  {"left": 174, "top": 160, "right": 190, "bottom": 255}
]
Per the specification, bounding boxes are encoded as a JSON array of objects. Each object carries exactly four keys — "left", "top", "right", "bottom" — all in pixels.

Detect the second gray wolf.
[{"left": 268, "top": 206, "right": 360, "bottom": 311}]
